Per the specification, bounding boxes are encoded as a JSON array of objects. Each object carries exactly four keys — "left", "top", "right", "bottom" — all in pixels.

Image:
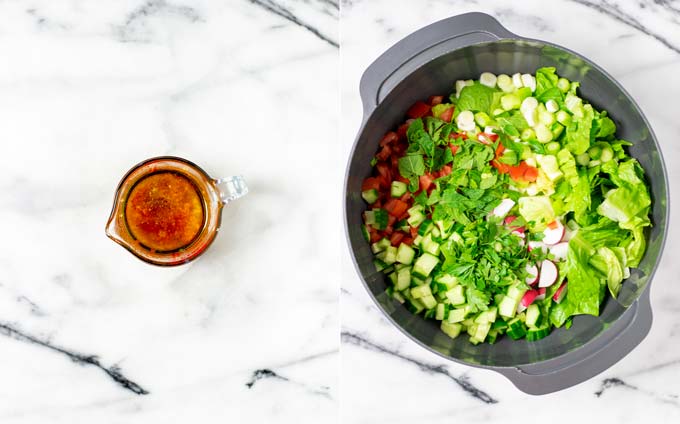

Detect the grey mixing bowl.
[{"left": 344, "top": 12, "right": 668, "bottom": 394}]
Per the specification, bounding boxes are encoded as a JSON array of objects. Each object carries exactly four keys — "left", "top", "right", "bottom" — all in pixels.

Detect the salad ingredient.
[{"left": 360, "top": 68, "right": 651, "bottom": 344}]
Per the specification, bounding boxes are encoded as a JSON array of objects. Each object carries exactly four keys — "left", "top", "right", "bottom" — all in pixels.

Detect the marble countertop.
[
  {"left": 0, "top": 0, "right": 337, "bottom": 423},
  {"left": 341, "top": 0, "right": 679, "bottom": 422}
]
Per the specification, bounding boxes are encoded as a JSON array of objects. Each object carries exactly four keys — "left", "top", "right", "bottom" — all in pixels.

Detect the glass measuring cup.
[{"left": 105, "top": 156, "right": 247, "bottom": 266}]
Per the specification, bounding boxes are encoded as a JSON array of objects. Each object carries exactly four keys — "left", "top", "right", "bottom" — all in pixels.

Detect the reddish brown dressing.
[{"left": 125, "top": 172, "right": 204, "bottom": 252}]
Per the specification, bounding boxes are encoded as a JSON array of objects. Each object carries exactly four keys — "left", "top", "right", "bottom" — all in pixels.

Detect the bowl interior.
[{"left": 345, "top": 40, "right": 667, "bottom": 367}]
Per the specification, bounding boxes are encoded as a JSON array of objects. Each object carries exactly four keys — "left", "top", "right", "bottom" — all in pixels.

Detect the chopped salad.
[{"left": 360, "top": 68, "right": 651, "bottom": 344}]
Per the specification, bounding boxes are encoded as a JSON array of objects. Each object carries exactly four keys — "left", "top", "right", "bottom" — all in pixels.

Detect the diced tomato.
[
  {"left": 508, "top": 163, "right": 526, "bottom": 181},
  {"left": 449, "top": 143, "right": 460, "bottom": 156},
  {"left": 450, "top": 132, "right": 468, "bottom": 140},
  {"left": 439, "top": 165, "right": 452, "bottom": 177},
  {"left": 407, "top": 101, "right": 431, "bottom": 119},
  {"left": 523, "top": 165, "right": 539, "bottom": 182},
  {"left": 384, "top": 198, "right": 409, "bottom": 217},
  {"left": 383, "top": 226, "right": 393, "bottom": 235},
  {"left": 390, "top": 232, "right": 405, "bottom": 246},
  {"left": 387, "top": 215, "right": 397, "bottom": 227},
  {"left": 376, "top": 145, "right": 391, "bottom": 161},
  {"left": 410, "top": 226, "right": 419, "bottom": 237},
  {"left": 369, "top": 228, "right": 381, "bottom": 243},
  {"left": 390, "top": 154, "right": 399, "bottom": 170},
  {"left": 397, "top": 211, "right": 409, "bottom": 221},
  {"left": 428, "top": 95, "right": 444, "bottom": 106},
  {"left": 376, "top": 162, "right": 391, "bottom": 183},
  {"left": 492, "top": 159, "right": 509, "bottom": 174},
  {"left": 478, "top": 132, "right": 499, "bottom": 144},
  {"left": 402, "top": 237, "right": 414, "bottom": 246},
  {"left": 379, "top": 131, "right": 399, "bottom": 147},
  {"left": 495, "top": 143, "right": 506, "bottom": 159},
  {"left": 397, "top": 119, "right": 415, "bottom": 139},
  {"left": 396, "top": 175, "right": 409, "bottom": 184},
  {"left": 362, "top": 177, "right": 381, "bottom": 191},
  {"left": 439, "top": 106, "right": 454, "bottom": 123},
  {"left": 419, "top": 174, "right": 434, "bottom": 192},
  {"left": 399, "top": 193, "right": 411, "bottom": 202}
]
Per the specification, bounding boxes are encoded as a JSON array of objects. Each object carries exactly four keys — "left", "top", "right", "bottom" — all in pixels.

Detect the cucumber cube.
[
  {"left": 441, "top": 322, "right": 462, "bottom": 339},
  {"left": 412, "top": 253, "right": 439, "bottom": 278},
  {"left": 395, "top": 267, "right": 411, "bottom": 291},
  {"left": 447, "top": 307, "right": 467, "bottom": 323},
  {"left": 420, "top": 295, "right": 437, "bottom": 309},
  {"left": 390, "top": 181, "right": 408, "bottom": 198},
  {"left": 396, "top": 243, "right": 415, "bottom": 264},
  {"left": 445, "top": 285, "right": 465, "bottom": 305},
  {"left": 410, "top": 284, "right": 432, "bottom": 299}
]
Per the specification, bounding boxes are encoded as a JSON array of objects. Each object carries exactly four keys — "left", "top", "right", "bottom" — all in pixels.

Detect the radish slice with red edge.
[
  {"left": 525, "top": 263, "right": 539, "bottom": 285},
  {"left": 528, "top": 240, "right": 547, "bottom": 253},
  {"left": 553, "top": 282, "right": 568, "bottom": 303},
  {"left": 491, "top": 198, "right": 515, "bottom": 218},
  {"left": 535, "top": 287, "right": 547, "bottom": 301},
  {"left": 504, "top": 215, "right": 517, "bottom": 226},
  {"left": 542, "top": 220, "right": 565, "bottom": 245},
  {"left": 549, "top": 242, "right": 569, "bottom": 261},
  {"left": 538, "top": 259, "right": 559, "bottom": 288},
  {"left": 521, "top": 290, "right": 538, "bottom": 307}
]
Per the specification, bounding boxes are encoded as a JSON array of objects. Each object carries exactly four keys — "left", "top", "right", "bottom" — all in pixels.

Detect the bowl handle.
[
  {"left": 359, "top": 12, "right": 517, "bottom": 116},
  {"left": 496, "top": 285, "right": 653, "bottom": 395}
]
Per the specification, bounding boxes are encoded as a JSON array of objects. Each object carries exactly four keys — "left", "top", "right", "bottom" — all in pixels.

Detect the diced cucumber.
[
  {"left": 382, "top": 246, "right": 397, "bottom": 265},
  {"left": 445, "top": 285, "right": 466, "bottom": 305},
  {"left": 418, "top": 219, "right": 434, "bottom": 236},
  {"left": 471, "top": 322, "right": 491, "bottom": 342},
  {"left": 487, "top": 329, "right": 499, "bottom": 344},
  {"left": 395, "top": 219, "right": 410, "bottom": 232},
  {"left": 474, "top": 111, "right": 493, "bottom": 128},
  {"left": 525, "top": 304, "right": 541, "bottom": 328},
  {"left": 420, "top": 294, "right": 437, "bottom": 309},
  {"left": 407, "top": 204, "right": 424, "bottom": 216},
  {"left": 390, "top": 181, "right": 407, "bottom": 198},
  {"left": 371, "top": 238, "right": 391, "bottom": 254},
  {"left": 407, "top": 212, "right": 426, "bottom": 228},
  {"left": 441, "top": 321, "right": 462, "bottom": 339},
  {"left": 506, "top": 317, "right": 527, "bottom": 340},
  {"left": 435, "top": 303, "right": 449, "bottom": 321},
  {"left": 526, "top": 325, "right": 551, "bottom": 341},
  {"left": 499, "top": 295, "right": 519, "bottom": 319},
  {"left": 474, "top": 306, "right": 498, "bottom": 324},
  {"left": 501, "top": 93, "right": 521, "bottom": 110},
  {"left": 434, "top": 273, "right": 458, "bottom": 289},
  {"left": 391, "top": 290, "right": 405, "bottom": 304},
  {"left": 367, "top": 208, "right": 388, "bottom": 230},
  {"left": 410, "top": 284, "right": 432, "bottom": 299},
  {"left": 387, "top": 271, "right": 398, "bottom": 286},
  {"left": 373, "top": 258, "right": 389, "bottom": 273},
  {"left": 396, "top": 243, "right": 415, "bottom": 264},
  {"left": 447, "top": 307, "right": 468, "bottom": 323},
  {"left": 361, "top": 189, "right": 379, "bottom": 204},
  {"left": 422, "top": 234, "right": 440, "bottom": 255},
  {"left": 412, "top": 235, "right": 423, "bottom": 247},
  {"left": 412, "top": 253, "right": 439, "bottom": 278},
  {"left": 361, "top": 224, "right": 370, "bottom": 243},
  {"left": 396, "top": 267, "right": 411, "bottom": 291}
]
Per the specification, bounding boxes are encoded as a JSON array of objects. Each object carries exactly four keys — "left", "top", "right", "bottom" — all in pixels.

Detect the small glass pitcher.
[{"left": 105, "top": 156, "right": 247, "bottom": 266}]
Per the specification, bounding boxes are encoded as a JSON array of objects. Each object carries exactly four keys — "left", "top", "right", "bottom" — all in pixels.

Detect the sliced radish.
[
  {"left": 492, "top": 198, "right": 515, "bottom": 218},
  {"left": 528, "top": 240, "right": 547, "bottom": 253},
  {"left": 512, "top": 229, "right": 526, "bottom": 239},
  {"left": 542, "top": 220, "right": 565, "bottom": 245},
  {"left": 504, "top": 215, "right": 517, "bottom": 226},
  {"left": 538, "top": 259, "right": 559, "bottom": 288},
  {"left": 553, "top": 282, "right": 568, "bottom": 303},
  {"left": 521, "top": 290, "right": 538, "bottom": 307},
  {"left": 535, "top": 287, "right": 547, "bottom": 301},
  {"left": 525, "top": 263, "right": 539, "bottom": 285},
  {"left": 549, "top": 242, "right": 569, "bottom": 261}
]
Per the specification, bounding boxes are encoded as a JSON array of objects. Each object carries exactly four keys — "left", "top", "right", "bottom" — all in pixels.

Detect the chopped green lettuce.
[
  {"left": 518, "top": 196, "right": 555, "bottom": 231},
  {"left": 455, "top": 83, "right": 497, "bottom": 115},
  {"left": 565, "top": 104, "right": 594, "bottom": 155}
]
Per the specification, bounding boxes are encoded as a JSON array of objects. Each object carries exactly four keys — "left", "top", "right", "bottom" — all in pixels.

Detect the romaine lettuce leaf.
[
  {"left": 518, "top": 196, "right": 555, "bottom": 231},
  {"left": 625, "top": 227, "right": 646, "bottom": 268},
  {"left": 590, "top": 246, "right": 624, "bottom": 298},
  {"left": 565, "top": 104, "right": 594, "bottom": 155},
  {"left": 455, "top": 83, "right": 497, "bottom": 115},
  {"left": 565, "top": 237, "right": 602, "bottom": 316}
]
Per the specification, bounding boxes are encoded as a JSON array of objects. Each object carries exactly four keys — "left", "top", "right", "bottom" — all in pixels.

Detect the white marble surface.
[
  {"left": 341, "top": 0, "right": 680, "bottom": 422},
  {"left": 0, "top": 1, "right": 338, "bottom": 423}
]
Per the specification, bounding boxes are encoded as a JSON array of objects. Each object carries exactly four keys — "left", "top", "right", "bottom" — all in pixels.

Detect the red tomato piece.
[
  {"left": 439, "top": 165, "right": 452, "bottom": 177},
  {"left": 402, "top": 237, "right": 414, "bottom": 246},
  {"left": 397, "top": 211, "right": 409, "bottom": 221},
  {"left": 376, "top": 145, "right": 391, "bottom": 161},
  {"left": 384, "top": 198, "right": 409, "bottom": 217},
  {"left": 439, "top": 107, "right": 453, "bottom": 123},
  {"left": 379, "top": 131, "right": 399, "bottom": 147},
  {"left": 410, "top": 226, "right": 419, "bottom": 237},
  {"left": 449, "top": 143, "right": 460, "bottom": 156},
  {"left": 383, "top": 226, "right": 393, "bottom": 235},
  {"left": 495, "top": 143, "right": 506, "bottom": 159},
  {"left": 508, "top": 164, "right": 526, "bottom": 181},
  {"left": 428, "top": 95, "right": 444, "bottom": 106},
  {"left": 390, "top": 232, "right": 405, "bottom": 246},
  {"left": 361, "top": 177, "right": 381, "bottom": 191},
  {"left": 523, "top": 165, "right": 539, "bottom": 182},
  {"left": 407, "top": 101, "right": 431, "bottom": 119},
  {"left": 397, "top": 119, "right": 415, "bottom": 139},
  {"left": 492, "top": 159, "right": 509, "bottom": 174},
  {"left": 419, "top": 174, "right": 434, "bottom": 192}
]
